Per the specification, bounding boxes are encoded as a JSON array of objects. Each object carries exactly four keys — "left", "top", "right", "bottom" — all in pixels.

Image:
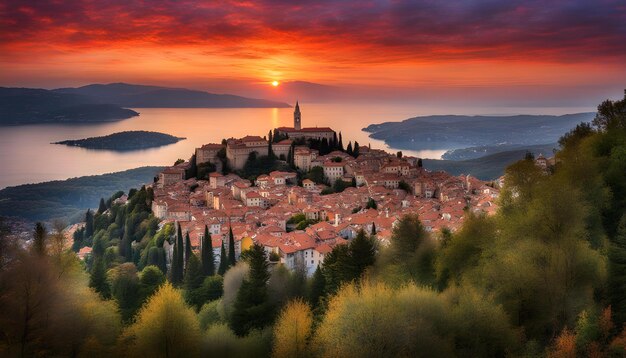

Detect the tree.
[
  {"left": 230, "top": 243, "right": 272, "bottom": 336},
  {"left": 349, "top": 229, "right": 376, "bottom": 278},
  {"left": 305, "top": 166, "right": 325, "bottom": 184},
  {"left": 32, "top": 222, "right": 47, "bottom": 256},
  {"left": 268, "top": 130, "right": 275, "bottom": 158},
  {"left": 170, "top": 224, "right": 184, "bottom": 285},
  {"left": 417, "top": 158, "right": 423, "bottom": 168},
  {"left": 273, "top": 299, "right": 313, "bottom": 358},
  {"left": 185, "top": 231, "right": 192, "bottom": 269},
  {"left": 89, "top": 257, "right": 111, "bottom": 299},
  {"left": 110, "top": 263, "right": 141, "bottom": 322},
  {"left": 139, "top": 265, "right": 165, "bottom": 302},
  {"left": 371, "top": 222, "right": 377, "bottom": 235},
  {"left": 366, "top": 197, "right": 377, "bottom": 209},
  {"left": 396, "top": 151, "right": 403, "bottom": 158},
  {"left": 202, "top": 225, "right": 215, "bottom": 277},
  {"left": 346, "top": 142, "right": 353, "bottom": 156},
  {"left": 309, "top": 266, "right": 326, "bottom": 308},
  {"left": 218, "top": 241, "right": 228, "bottom": 276},
  {"left": 592, "top": 89, "right": 626, "bottom": 131},
  {"left": 85, "top": 209, "right": 94, "bottom": 238},
  {"left": 353, "top": 141, "right": 360, "bottom": 157},
  {"left": 338, "top": 131, "right": 344, "bottom": 151},
  {"left": 184, "top": 254, "right": 205, "bottom": 308},
  {"left": 228, "top": 226, "right": 236, "bottom": 267},
  {"left": 122, "top": 283, "right": 201, "bottom": 357}
]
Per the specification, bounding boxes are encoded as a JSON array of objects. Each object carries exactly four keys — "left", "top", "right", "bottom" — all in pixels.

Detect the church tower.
[{"left": 294, "top": 101, "right": 301, "bottom": 130}]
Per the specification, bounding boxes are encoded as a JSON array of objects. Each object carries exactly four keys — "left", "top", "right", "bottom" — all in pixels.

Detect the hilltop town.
[{"left": 146, "top": 103, "right": 501, "bottom": 276}]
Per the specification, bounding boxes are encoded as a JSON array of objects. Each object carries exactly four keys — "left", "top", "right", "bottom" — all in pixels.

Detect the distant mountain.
[
  {"left": 0, "top": 87, "right": 138, "bottom": 125},
  {"left": 54, "top": 131, "right": 185, "bottom": 151},
  {"left": 277, "top": 81, "right": 342, "bottom": 101},
  {"left": 442, "top": 143, "right": 558, "bottom": 161},
  {"left": 0, "top": 166, "right": 163, "bottom": 222},
  {"left": 54, "top": 83, "right": 291, "bottom": 108},
  {"left": 363, "top": 113, "right": 595, "bottom": 151},
  {"left": 424, "top": 148, "right": 546, "bottom": 180}
]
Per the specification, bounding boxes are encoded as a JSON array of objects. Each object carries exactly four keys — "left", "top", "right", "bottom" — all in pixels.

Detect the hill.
[
  {"left": 0, "top": 87, "right": 138, "bottom": 125},
  {"left": 442, "top": 142, "right": 558, "bottom": 161},
  {"left": 423, "top": 148, "right": 545, "bottom": 180},
  {"left": 0, "top": 166, "right": 163, "bottom": 222},
  {"left": 54, "top": 83, "right": 291, "bottom": 108},
  {"left": 54, "top": 130, "right": 185, "bottom": 151},
  {"left": 363, "top": 113, "right": 594, "bottom": 151}
]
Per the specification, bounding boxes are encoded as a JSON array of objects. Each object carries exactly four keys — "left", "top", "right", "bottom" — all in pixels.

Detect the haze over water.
[{"left": 0, "top": 102, "right": 593, "bottom": 189}]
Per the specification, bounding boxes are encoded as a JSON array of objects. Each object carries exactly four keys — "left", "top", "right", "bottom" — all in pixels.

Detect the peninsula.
[{"left": 54, "top": 131, "right": 186, "bottom": 151}]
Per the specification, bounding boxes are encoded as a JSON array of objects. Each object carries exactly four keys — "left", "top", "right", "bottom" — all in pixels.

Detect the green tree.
[
  {"left": 85, "top": 209, "right": 94, "bottom": 238},
  {"left": 97, "top": 198, "right": 107, "bottom": 214},
  {"left": 89, "top": 257, "right": 111, "bottom": 299},
  {"left": 349, "top": 229, "right": 377, "bottom": 278},
  {"left": 171, "top": 223, "right": 184, "bottom": 285},
  {"left": 230, "top": 243, "right": 272, "bottom": 336},
  {"left": 184, "top": 254, "right": 205, "bottom": 309},
  {"left": 228, "top": 226, "right": 236, "bottom": 267},
  {"left": 366, "top": 197, "right": 377, "bottom": 210},
  {"left": 353, "top": 141, "right": 360, "bottom": 157},
  {"left": 309, "top": 266, "right": 326, "bottom": 308},
  {"left": 139, "top": 265, "right": 165, "bottom": 302},
  {"left": 609, "top": 215, "right": 626, "bottom": 328},
  {"left": 346, "top": 142, "right": 353, "bottom": 156},
  {"left": 185, "top": 231, "right": 192, "bottom": 268},
  {"left": 218, "top": 240, "right": 228, "bottom": 276},
  {"left": 110, "top": 262, "right": 141, "bottom": 322},
  {"left": 202, "top": 225, "right": 215, "bottom": 277}
]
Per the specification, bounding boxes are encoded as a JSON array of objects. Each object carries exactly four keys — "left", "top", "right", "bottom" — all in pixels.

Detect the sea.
[{"left": 0, "top": 102, "right": 593, "bottom": 189}]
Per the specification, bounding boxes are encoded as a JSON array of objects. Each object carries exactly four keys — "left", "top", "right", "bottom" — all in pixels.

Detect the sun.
[{"left": 271, "top": 80, "right": 279, "bottom": 87}]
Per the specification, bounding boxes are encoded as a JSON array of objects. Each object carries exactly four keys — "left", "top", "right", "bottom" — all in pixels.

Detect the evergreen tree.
[
  {"left": 171, "top": 240, "right": 180, "bottom": 284},
  {"left": 353, "top": 141, "right": 360, "bottom": 157},
  {"left": 366, "top": 197, "right": 377, "bottom": 209},
  {"left": 171, "top": 223, "right": 185, "bottom": 285},
  {"left": 230, "top": 243, "right": 272, "bottom": 336},
  {"left": 97, "top": 198, "right": 107, "bottom": 214},
  {"left": 201, "top": 225, "right": 215, "bottom": 276},
  {"left": 32, "top": 222, "right": 47, "bottom": 257},
  {"left": 609, "top": 214, "right": 626, "bottom": 328},
  {"left": 85, "top": 209, "right": 94, "bottom": 238},
  {"left": 338, "top": 132, "right": 344, "bottom": 151},
  {"left": 268, "top": 130, "right": 275, "bottom": 159},
  {"left": 371, "top": 222, "right": 377, "bottom": 235},
  {"left": 346, "top": 142, "right": 353, "bottom": 156},
  {"left": 320, "top": 138, "right": 330, "bottom": 155},
  {"left": 309, "top": 266, "right": 326, "bottom": 308},
  {"left": 89, "top": 258, "right": 111, "bottom": 299},
  {"left": 183, "top": 254, "right": 205, "bottom": 308},
  {"left": 120, "top": 220, "right": 132, "bottom": 262},
  {"left": 332, "top": 132, "right": 338, "bottom": 149},
  {"left": 417, "top": 158, "right": 423, "bottom": 168},
  {"left": 218, "top": 240, "right": 228, "bottom": 275},
  {"left": 228, "top": 226, "right": 237, "bottom": 267},
  {"left": 349, "top": 229, "right": 376, "bottom": 278},
  {"left": 185, "top": 231, "right": 192, "bottom": 269}
]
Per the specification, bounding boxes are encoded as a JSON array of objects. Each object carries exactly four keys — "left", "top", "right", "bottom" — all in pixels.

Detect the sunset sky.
[{"left": 1, "top": 0, "right": 625, "bottom": 104}]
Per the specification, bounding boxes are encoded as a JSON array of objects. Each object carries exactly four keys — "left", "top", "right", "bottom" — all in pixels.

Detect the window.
[{"left": 311, "top": 260, "right": 314, "bottom": 264}]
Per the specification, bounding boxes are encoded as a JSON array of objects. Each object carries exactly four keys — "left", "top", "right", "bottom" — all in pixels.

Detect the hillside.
[
  {"left": 423, "top": 149, "right": 542, "bottom": 180},
  {"left": 0, "top": 166, "right": 163, "bottom": 222},
  {"left": 0, "top": 87, "right": 139, "bottom": 125},
  {"left": 442, "top": 142, "right": 558, "bottom": 161},
  {"left": 363, "top": 113, "right": 594, "bottom": 151},
  {"left": 54, "top": 131, "right": 185, "bottom": 151},
  {"left": 54, "top": 83, "right": 291, "bottom": 108}
]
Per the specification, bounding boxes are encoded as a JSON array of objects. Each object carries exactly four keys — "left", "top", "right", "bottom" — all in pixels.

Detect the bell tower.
[{"left": 294, "top": 101, "right": 301, "bottom": 130}]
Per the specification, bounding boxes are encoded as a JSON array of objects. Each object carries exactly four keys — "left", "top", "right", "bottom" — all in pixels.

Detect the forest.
[{"left": 0, "top": 91, "right": 625, "bottom": 357}]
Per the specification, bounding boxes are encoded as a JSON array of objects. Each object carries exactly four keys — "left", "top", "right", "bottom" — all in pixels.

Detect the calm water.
[{"left": 0, "top": 102, "right": 593, "bottom": 189}]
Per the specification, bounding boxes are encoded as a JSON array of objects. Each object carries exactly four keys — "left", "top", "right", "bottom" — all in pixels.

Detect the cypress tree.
[
  {"left": 32, "top": 222, "right": 47, "bottom": 257},
  {"left": 346, "top": 142, "right": 353, "bottom": 156},
  {"left": 85, "top": 209, "right": 94, "bottom": 238},
  {"left": 332, "top": 132, "right": 338, "bottom": 149},
  {"left": 201, "top": 225, "right": 215, "bottom": 276},
  {"left": 171, "top": 223, "right": 185, "bottom": 285},
  {"left": 97, "top": 198, "right": 107, "bottom": 214},
  {"left": 218, "top": 240, "right": 228, "bottom": 275},
  {"left": 353, "top": 141, "right": 360, "bottom": 157},
  {"left": 228, "top": 226, "right": 236, "bottom": 266},
  {"left": 338, "top": 131, "right": 344, "bottom": 151},
  {"left": 184, "top": 254, "right": 204, "bottom": 308},
  {"left": 268, "top": 130, "right": 275, "bottom": 159},
  {"left": 371, "top": 222, "right": 377, "bottom": 235},
  {"left": 185, "top": 231, "right": 192, "bottom": 269}
]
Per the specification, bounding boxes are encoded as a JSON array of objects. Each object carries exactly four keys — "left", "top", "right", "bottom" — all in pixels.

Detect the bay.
[{"left": 0, "top": 102, "right": 593, "bottom": 189}]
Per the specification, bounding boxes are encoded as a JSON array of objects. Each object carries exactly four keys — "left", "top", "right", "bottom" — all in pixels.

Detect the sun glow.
[{"left": 271, "top": 80, "right": 279, "bottom": 87}]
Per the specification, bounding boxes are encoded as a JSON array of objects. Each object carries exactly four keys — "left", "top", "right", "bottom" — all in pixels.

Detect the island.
[{"left": 53, "top": 131, "right": 186, "bottom": 151}]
